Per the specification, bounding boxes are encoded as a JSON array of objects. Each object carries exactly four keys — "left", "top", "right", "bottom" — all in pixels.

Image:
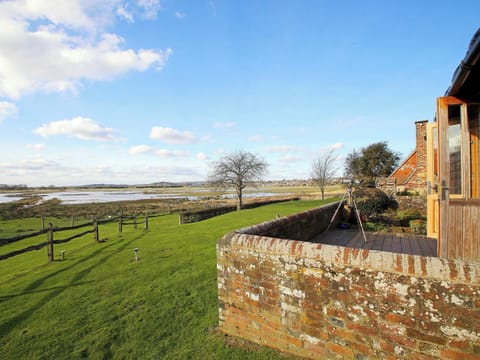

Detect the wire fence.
[{"left": 0, "top": 212, "right": 167, "bottom": 262}]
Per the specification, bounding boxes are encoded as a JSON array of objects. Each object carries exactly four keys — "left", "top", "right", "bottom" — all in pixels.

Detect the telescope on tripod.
[{"left": 326, "top": 180, "right": 367, "bottom": 243}]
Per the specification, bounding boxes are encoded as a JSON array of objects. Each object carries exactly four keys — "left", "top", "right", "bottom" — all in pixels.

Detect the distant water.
[
  {"left": 0, "top": 193, "right": 23, "bottom": 203},
  {"left": 0, "top": 190, "right": 285, "bottom": 205},
  {"left": 40, "top": 191, "right": 195, "bottom": 204}
]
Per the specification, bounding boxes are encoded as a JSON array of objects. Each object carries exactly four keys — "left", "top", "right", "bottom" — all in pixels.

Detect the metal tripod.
[{"left": 326, "top": 183, "right": 367, "bottom": 243}]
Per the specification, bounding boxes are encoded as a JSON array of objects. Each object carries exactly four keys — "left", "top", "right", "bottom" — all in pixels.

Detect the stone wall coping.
[
  {"left": 218, "top": 232, "right": 480, "bottom": 285},
  {"left": 231, "top": 201, "right": 340, "bottom": 237}
]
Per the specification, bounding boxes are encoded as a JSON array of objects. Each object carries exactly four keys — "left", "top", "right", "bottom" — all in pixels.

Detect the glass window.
[
  {"left": 448, "top": 105, "right": 462, "bottom": 195},
  {"left": 469, "top": 104, "right": 480, "bottom": 198}
]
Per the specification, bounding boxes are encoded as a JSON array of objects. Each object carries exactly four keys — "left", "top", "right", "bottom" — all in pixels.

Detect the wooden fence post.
[
  {"left": 71, "top": 215, "right": 75, "bottom": 227},
  {"left": 134, "top": 216, "right": 137, "bottom": 229},
  {"left": 94, "top": 219, "right": 99, "bottom": 242},
  {"left": 119, "top": 213, "right": 123, "bottom": 233},
  {"left": 47, "top": 223, "right": 54, "bottom": 261},
  {"left": 145, "top": 214, "right": 149, "bottom": 231},
  {"left": 41, "top": 215, "right": 45, "bottom": 230}
]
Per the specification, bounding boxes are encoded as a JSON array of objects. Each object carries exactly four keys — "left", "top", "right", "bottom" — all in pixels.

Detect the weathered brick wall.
[
  {"left": 217, "top": 222, "right": 480, "bottom": 359},
  {"left": 396, "top": 195, "right": 427, "bottom": 212},
  {"left": 237, "top": 201, "right": 340, "bottom": 241},
  {"left": 414, "top": 120, "right": 428, "bottom": 183},
  {"left": 401, "top": 120, "right": 428, "bottom": 194}
]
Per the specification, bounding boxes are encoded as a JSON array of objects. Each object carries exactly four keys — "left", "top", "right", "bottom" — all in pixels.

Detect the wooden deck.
[{"left": 311, "top": 229, "right": 437, "bottom": 257}]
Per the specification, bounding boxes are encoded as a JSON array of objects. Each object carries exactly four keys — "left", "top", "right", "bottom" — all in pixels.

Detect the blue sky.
[{"left": 0, "top": 0, "right": 479, "bottom": 186}]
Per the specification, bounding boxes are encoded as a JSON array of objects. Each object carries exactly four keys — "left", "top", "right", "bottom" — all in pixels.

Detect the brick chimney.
[{"left": 414, "top": 120, "right": 428, "bottom": 185}]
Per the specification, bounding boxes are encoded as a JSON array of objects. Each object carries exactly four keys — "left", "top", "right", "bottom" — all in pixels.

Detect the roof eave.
[{"left": 446, "top": 28, "right": 480, "bottom": 101}]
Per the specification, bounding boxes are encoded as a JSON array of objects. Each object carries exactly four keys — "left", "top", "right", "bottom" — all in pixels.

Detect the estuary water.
[
  {"left": 0, "top": 193, "right": 23, "bottom": 203},
  {"left": 0, "top": 190, "right": 284, "bottom": 205}
]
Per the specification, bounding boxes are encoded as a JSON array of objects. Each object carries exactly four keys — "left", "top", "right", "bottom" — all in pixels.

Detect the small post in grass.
[
  {"left": 119, "top": 211, "right": 123, "bottom": 233},
  {"left": 61, "top": 250, "right": 66, "bottom": 261},
  {"left": 47, "top": 223, "right": 54, "bottom": 261},
  {"left": 93, "top": 219, "right": 99, "bottom": 242},
  {"left": 133, "top": 248, "right": 139, "bottom": 262},
  {"left": 145, "top": 213, "right": 149, "bottom": 231},
  {"left": 134, "top": 216, "right": 137, "bottom": 229},
  {"left": 41, "top": 215, "right": 45, "bottom": 230}
]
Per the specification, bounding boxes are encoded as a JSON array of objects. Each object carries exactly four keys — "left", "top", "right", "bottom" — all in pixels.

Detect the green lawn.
[{"left": 0, "top": 199, "right": 334, "bottom": 359}]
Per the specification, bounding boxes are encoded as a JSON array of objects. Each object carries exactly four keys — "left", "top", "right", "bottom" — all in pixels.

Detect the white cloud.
[
  {"left": 150, "top": 126, "right": 198, "bottom": 144},
  {"left": 175, "top": 11, "right": 186, "bottom": 19},
  {"left": 6, "top": 164, "right": 149, "bottom": 185},
  {"left": 137, "top": 0, "right": 162, "bottom": 19},
  {"left": 117, "top": 5, "right": 134, "bottom": 23},
  {"left": 2, "top": 155, "right": 63, "bottom": 172},
  {"left": 155, "top": 149, "right": 189, "bottom": 158},
  {"left": 248, "top": 135, "right": 264, "bottom": 142},
  {"left": 27, "top": 143, "right": 46, "bottom": 151},
  {"left": 129, "top": 145, "right": 190, "bottom": 158},
  {"left": 129, "top": 144, "right": 153, "bottom": 155},
  {"left": 312, "top": 142, "right": 344, "bottom": 158},
  {"left": 0, "top": 0, "right": 172, "bottom": 99},
  {"left": 197, "top": 152, "right": 207, "bottom": 161},
  {"left": 265, "top": 145, "right": 296, "bottom": 153},
  {"left": 20, "top": 157, "right": 60, "bottom": 170},
  {"left": 0, "top": 154, "right": 206, "bottom": 186},
  {"left": 280, "top": 154, "right": 303, "bottom": 163},
  {"left": 34, "top": 117, "right": 115, "bottom": 141},
  {"left": 330, "top": 142, "right": 344, "bottom": 150},
  {"left": 213, "top": 121, "right": 236, "bottom": 129},
  {"left": 0, "top": 101, "right": 17, "bottom": 123}
]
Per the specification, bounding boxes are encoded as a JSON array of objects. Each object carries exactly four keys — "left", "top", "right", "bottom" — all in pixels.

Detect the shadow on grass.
[
  {"left": 0, "top": 281, "right": 95, "bottom": 302},
  {"left": 0, "top": 232, "right": 145, "bottom": 337}
]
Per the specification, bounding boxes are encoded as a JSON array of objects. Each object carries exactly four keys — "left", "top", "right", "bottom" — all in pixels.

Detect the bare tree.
[
  {"left": 311, "top": 148, "right": 338, "bottom": 200},
  {"left": 209, "top": 150, "right": 268, "bottom": 210}
]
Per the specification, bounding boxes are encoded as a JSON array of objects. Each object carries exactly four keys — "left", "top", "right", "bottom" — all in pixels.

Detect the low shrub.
[
  {"left": 363, "top": 221, "right": 388, "bottom": 232},
  {"left": 354, "top": 187, "right": 396, "bottom": 218},
  {"left": 409, "top": 219, "right": 427, "bottom": 235}
]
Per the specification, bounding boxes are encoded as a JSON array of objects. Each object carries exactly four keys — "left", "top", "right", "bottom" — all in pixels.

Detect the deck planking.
[{"left": 311, "top": 230, "right": 437, "bottom": 257}]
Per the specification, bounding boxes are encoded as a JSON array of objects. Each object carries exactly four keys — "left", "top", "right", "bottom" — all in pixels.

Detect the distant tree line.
[{"left": 0, "top": 184, "right": 28, "bottom": 190}]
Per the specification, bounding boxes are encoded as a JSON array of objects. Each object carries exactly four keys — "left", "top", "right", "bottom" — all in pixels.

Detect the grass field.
[{"left": 0, "top": 199, "right": 336, "bottom": 359}]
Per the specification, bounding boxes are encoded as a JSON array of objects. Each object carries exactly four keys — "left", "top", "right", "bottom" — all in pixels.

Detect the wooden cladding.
[
  {"left": 469, "top": 104, "right": 480, "bottom": 197},
  {"left": 443, "top": 200, "right": 480, "bottom": 261}
]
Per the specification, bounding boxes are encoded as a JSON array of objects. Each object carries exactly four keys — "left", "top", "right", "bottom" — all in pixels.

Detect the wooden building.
[{"left": 427, "top": 28, "right": 480, "bottom": 262}]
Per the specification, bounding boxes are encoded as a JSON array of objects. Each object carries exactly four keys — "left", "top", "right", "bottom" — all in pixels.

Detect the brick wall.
[
  {"left": 415, "top": 120, "right": 428, "bottom": 182},
  {"left": 217, "top": 209, "right": 480, "bottom": 359},
  {"left": 400, "top": 120, "right": 428, "bottom": 194},
  {"left": 396, "top": 195, "right": 427, "bottom": 212},
  {"left": 237, "top": 201, "right": 340, "bottom": 241}
]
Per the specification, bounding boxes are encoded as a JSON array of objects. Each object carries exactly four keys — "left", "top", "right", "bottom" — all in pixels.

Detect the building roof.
[
  {"left": 446, "top": 28, "right": 480, "bottom": 101},
  {"left": 388, "top": 150, "right": 417, "bottom": 185}
]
